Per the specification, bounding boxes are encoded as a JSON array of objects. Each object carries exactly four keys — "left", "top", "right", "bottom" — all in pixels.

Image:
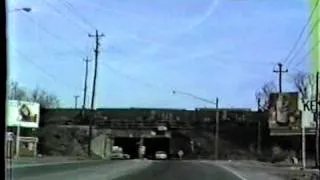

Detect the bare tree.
[
  {"left": 256, "top": 81, "right": 277, "bottom": 111},
  {"left": 29, "top": 87, "right": 60, "bottom": 108},
  {"left": 292, "top": 71, "right": 315, "bottom": 100},
  {"left": 293, "top": 71, "right": 319, "bottom": 168},
  {"left": 8, "top": 81, "right": 28, "bottom": 101},
  {"left": 7, "top": 81, "right": 60, "bottom": 108}
]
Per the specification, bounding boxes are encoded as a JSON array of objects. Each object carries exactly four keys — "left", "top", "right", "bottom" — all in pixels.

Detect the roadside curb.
[
  {"left": 10, "top": 159, "right": 113, "bottom": 178},
  {"left": 10, "top": 160, "right": 150, "bottom": 179},
  {"left": 198, "top": 160, "right": 320, "bottom": 180},
  {"left": 10, "top": 159, "right": 99, "bottom": 169}
]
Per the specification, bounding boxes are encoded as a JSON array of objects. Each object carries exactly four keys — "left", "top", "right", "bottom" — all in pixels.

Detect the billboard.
[
  {"left": 268, "top": 92, "right": 302, "bottom": 135},
  {"left": 299, "top": 98, "right": 317, "bottom": 129},
  {"left": 6, "top": 100, "right": 40, "bottom": 128},
  {"left": 298, "top": 80, "right": 318, "bottom": 129}
]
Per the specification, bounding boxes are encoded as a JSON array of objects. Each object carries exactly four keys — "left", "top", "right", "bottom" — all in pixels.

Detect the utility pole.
[
  {"left": 82, "top": 57, "right": 91, "bottom": 111},
  {"left": 13, "top": 83, "right": 17, "bottom": 99},
  {"left": 257, "top": 97, "right": 262, "bottom": 154},
  {"left": 88, "top": 30, "right": 104, "bottom": 157},
  {"left": 273, "top": 63, "right": 288, "bottom": 93},
  {"left": 214, "top": 97, "right": 219, "bottom": 160},
  {"left": 74, "top": 95, "right": 79, "bottom": 109},
  {"left": 316, "top": 71, "right": 319, "bottom": 169},
  {"left": 302, "top": 113, "right": 306, "bottom": 170},
  {"left": 89, "top": 30, "right": 104, "bottom": 109}
]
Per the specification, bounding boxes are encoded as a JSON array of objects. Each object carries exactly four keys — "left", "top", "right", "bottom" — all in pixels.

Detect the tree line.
[{"left": 7, "top": 81, "right": 60, "bottom": 108}]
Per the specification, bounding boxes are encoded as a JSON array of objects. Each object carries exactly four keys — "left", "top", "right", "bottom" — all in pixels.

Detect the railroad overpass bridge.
[{"left": 91, "top": 117, "right": 192, "bottom": 159}]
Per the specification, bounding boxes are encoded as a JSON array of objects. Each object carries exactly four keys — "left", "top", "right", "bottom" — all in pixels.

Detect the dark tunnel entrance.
[
  {"left": 113, "top": 137, "right": 140, "bottom": 159},
  {"left": 144, "top": 137, "right": 170, "bottom": 159},
  {"left": 113, "top": 137, "right": 170, "bottom": 159}
]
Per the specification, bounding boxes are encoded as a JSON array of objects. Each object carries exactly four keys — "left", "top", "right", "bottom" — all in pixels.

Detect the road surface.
[
  {"left": 10, "top": 160, "right": 290, "bottom": 180},
  {"left": 115, "top": 160, "right": 245, "bottom": 180},
  {"left": 11, "top": 160, "right": 151, "bottom": 180}
]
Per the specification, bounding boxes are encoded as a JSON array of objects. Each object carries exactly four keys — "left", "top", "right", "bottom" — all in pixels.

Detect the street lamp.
[
  {"left": 172, "top": 90, "right": 220, "bottom": 160},
  {"left": 9, "top": 7, "right": 32, "bottom": 13},
  {"left": 172, "top": 90, "right": 217, "bottom": 105}
]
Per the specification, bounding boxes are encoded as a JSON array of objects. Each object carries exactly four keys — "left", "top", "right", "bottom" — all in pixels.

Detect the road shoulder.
[
  {"left": 188, "top": 160, "right": 285, "bottom": 180},
  {"left": 12, "top": 159, "right": 153, "bottom": 180}
]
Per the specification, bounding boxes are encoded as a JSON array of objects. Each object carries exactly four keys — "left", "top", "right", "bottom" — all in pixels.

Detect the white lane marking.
[
  {"left": 195, "top": 161, "right": 247, "bottom": 180},
  {"left": 213, "top": 163, "right": 247, "bottom": 180},
  {"left": 108, "top": 160, "right": 153, "bottom": 180}
]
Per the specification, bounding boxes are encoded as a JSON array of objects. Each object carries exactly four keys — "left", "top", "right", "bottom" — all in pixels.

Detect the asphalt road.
[
  {"left": 114, "top": 161, "right": 243, "bottom": 180},
  {"left": 10, "top": 160, "right": 290, "bottom": 180},
  {"left": 10, "top": 160, "right": 152, "bottom": 180}
]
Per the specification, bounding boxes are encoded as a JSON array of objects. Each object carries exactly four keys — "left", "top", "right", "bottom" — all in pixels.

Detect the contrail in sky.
[
  {"left": 184, "top": 0, "right": 220, "bottom": 33},
  {"left": 142, "top": 0, "right": 220, "bottom": 55}
]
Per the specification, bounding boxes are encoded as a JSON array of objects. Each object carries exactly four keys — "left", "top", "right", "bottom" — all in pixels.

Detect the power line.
[
  {"left": 14, "top": 50, "right": 82, "bottom": 93},
  {"left": 42, "top": 0, "right": 91, "bottom": 34},
  {"left": 22, "top": 14, "right": 86, "bottom": 56},
  {"left": 100, "top": 60, "right": 276, "bottom": 96},
  {"left": 58, "top": 0, "right": 96, "bottom": 30},
  {"left": 282, "top": 0, "right": 320, "bottom": 65},
  {"left": 287, "top": 18, "right": 320, "bottom": 66},
  {"left": 294, "top": 40, "right": 320, "bottom": 68},
  {"left": 101, "top": 62, "right": 224, "bottom": 106},
  {"left": 99, "top": 61, "right": 171, "bottom": 92}
]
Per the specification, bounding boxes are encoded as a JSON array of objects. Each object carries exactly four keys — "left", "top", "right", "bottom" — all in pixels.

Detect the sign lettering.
[{"left": 302, "top": 100, "right": 320, "bottom": 112}]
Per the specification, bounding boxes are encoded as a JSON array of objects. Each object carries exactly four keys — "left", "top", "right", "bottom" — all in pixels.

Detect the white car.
[
  {"left": 111, "top": 152, "right": 124, "bottom": 160},
  {"left": 123, "top": 154, "right": 131, "bottom": 159},
  {"left": 155, "top": 151, "right": 167, "bottom": 160},
  {"left": 157, "top": 126, "right": 168, "bottom": 131}
]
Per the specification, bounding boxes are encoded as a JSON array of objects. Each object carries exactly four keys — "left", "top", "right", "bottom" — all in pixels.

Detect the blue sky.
[{"left": 7, "top": 0, "right": 311, "bottom": 109}]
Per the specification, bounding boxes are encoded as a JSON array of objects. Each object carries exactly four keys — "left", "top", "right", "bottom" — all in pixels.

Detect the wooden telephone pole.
[
  {"left": 82, "top": 57, "right": 91, "bottom": 111},
  {"left": 214, "top": 97, "right": 219, "bottom": 160},
  {"left": 257, "top": 97, "right": 262, "bottom": 154},
  {"left": 316, "top": 72, "right": 319, "bottom": 168},
  {"left": 88, "top": 30, "right": 104, "bottom": 157},
  {"left": 273, "top": 63, "right": 288, "bottom": 93},
  {"left": 74, "top": 95, "right": 79, "bottom": 109}
]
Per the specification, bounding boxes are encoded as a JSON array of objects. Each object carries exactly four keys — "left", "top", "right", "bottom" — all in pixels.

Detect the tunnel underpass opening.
[
  {"left": 113, "top": 137, "right": 140, "bottom": 159},
  {"left": 144, "top": 137, "right": 170, "bottom": 159}
]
